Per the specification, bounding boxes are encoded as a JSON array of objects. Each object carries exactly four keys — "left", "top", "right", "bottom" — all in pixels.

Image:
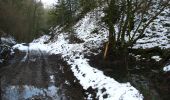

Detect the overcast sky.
[{"left": 41, "top": 0, "right": 57, "bottom": 8}]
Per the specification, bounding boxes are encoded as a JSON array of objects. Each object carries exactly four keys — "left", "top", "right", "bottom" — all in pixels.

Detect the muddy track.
[{"left": 0, "top": 49, "right": 85, "bottom": 100}]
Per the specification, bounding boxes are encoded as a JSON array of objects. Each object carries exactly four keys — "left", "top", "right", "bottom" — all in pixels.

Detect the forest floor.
[{"left": 88, "top": 47, "right": 170, "bottom": 100}]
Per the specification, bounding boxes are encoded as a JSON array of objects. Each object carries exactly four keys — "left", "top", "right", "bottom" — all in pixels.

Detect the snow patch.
[
  {"left": 13, "top": 43, "right": 47, "bottom": 52},
  {"left": 133, "top": 8, "right": 170, "bottom": 49},
  {"left": 151, "top": 56, "right": 162, "bottom": 62},
  {"left": 163, "top": 65, "right": 170, "bottom": 72},
  {"left": 13, "top": 44, "right": 28, "bottom": 51}
]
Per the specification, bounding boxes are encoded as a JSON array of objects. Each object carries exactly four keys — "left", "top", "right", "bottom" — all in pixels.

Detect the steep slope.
[
  {"left": 133, "top": 8, "right": 170, "bottom": 49},
  {"left": 14, "top": 10, "right": 143, "bottom": 100}
]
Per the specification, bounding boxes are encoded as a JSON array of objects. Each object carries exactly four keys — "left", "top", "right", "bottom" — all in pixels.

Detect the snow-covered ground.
[
  {"left": 163, "top": 64, "right": 170, "bottom": 72},
  {"left": 151, "top": 56, "right": 162, "bottom": 62},
  {"left": 13, "top": 10, "right": 143, "bottom": 100},
  {"left": 1, "top": 36, "right": 16, "bottom": 46},
  {"left": 133, "top": 8, "right": 170, "bottom": 49},
  {"left": 0, "top": 36, "right": 15, "bottom": 64},
  {"left": 132, "top": 8, "right": 170, "bottom": 73}
]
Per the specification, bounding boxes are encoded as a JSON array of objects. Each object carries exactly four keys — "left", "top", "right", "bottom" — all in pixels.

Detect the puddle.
[
  {"left": 1, "top": 53, "right": 85, "bottom": 100},
  {"left": 2, "top": 75, "right": 61, "bottom": 100}
]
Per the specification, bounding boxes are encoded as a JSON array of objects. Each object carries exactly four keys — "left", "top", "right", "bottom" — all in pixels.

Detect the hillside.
[
  {"left": 12, "top": 4, "right": 170, "bottom": 99},
  {"left": 1, "top": 0, "right": 170, "bottom": 100}
]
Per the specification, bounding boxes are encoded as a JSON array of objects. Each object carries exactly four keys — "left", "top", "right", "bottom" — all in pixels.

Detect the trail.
[{"left": 0, "top": 47, "right": 84, "bottom": 100}]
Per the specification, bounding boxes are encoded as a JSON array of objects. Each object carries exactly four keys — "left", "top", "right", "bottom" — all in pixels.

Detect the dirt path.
[{"left": 0, "top": 49, "right": 85, "bottom": 100}]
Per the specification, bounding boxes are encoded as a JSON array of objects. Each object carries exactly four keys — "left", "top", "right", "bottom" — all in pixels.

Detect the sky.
[{"left": 41, "top": 0, "right": 57, "bottom": 8}]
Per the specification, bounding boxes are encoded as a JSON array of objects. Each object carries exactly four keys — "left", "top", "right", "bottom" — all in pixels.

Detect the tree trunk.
[{"left": 104, "top": 24, "right": 115, "bottom": 59}]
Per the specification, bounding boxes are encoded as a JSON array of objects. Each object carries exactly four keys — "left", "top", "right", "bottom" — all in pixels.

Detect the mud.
[
  {"left": 0, "top": 49, "right": 85, "bottom": 100},
  {"left": 88, "top": 50, "right": 170, "bottom": 100}
]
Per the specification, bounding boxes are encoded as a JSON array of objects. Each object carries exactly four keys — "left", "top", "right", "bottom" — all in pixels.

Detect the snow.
[
  {"left": 163, "top": 65, "right": 170, "bottom": 72},
  {"left": 0, "top": 59, "right": 4, "bottom": 63},
  {"left": 13, "top": 43, "right": 47, "bottom": 52},
  {"left": 12, "top": 35, "right": 50, "bottom": 52},
  {"left": 41, "top": 34, "right": 143, "bottom": 99},
  {"left": 13, "top": 44, "right": 28, "bottom": 51},
  {"left": 50, "top": 75, "right": 55, "bottom": 83},
  {"left": 68, "top": 57, "right": 142, "bottom": 100},
  {"left": 133, "top": 8, "right": 170, "bottom": 49},
  {"left": 151, "top": 56, "right": 162, "bottom": 62},
  {"left": 7, "top": 3, "right": 170, "bottom": 100},
  {"left": 3, "top": 85, "right": 59, "bottom": 100},
  {"left": 3, "top": 74, "right": 58, "bottom": 100},
  {"left": 1, "top": 36, "right": 16, "bottom": 45},
  {"left": 13, "top": 9, "right": 143, "bottom": 100}
]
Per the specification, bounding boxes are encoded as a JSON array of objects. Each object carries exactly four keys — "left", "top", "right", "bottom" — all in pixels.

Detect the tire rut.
[{"left": 0, "top": 49, "right": 85, "bottom": 100}]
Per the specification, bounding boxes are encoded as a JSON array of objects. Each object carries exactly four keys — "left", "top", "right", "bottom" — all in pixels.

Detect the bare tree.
[{"left": 103, "top": 0, "right": 170, "bottom": 59}]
